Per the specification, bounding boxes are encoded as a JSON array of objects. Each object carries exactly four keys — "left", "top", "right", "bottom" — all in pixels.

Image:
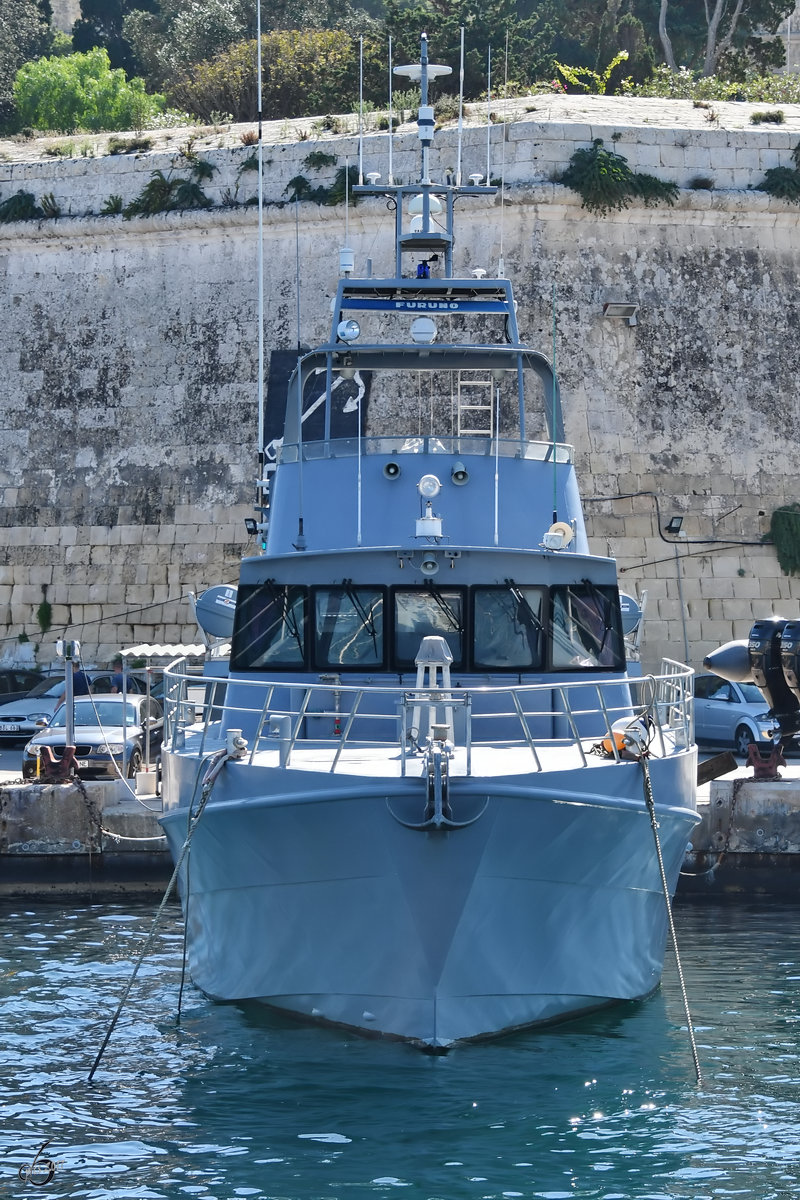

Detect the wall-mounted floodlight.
[
  {"left": 665, "top": 515, "right": 684, "bottom": 535},
  {"left": 337, "top": 318, "right": 361, "bottom": 342},
  {"left": 244, "top": 517, "right": 258, "bottom": 535},
  {"left": 602, "top": 302, "right": 639, "bottom": 326}
]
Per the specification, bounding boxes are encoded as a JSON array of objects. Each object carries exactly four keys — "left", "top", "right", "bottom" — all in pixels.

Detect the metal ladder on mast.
[{"left": 457, "top": 373, "right": 494, "bottom": 437}]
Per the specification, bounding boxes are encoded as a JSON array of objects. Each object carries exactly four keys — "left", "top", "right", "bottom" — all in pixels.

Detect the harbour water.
[{"left": 2, "top": 897, "right": 800, "bottom": 1200}]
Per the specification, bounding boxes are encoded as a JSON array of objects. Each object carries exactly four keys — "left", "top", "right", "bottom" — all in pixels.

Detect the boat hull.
[{"left": 160, "top": 750, "right": 698, "bottom": 1048}]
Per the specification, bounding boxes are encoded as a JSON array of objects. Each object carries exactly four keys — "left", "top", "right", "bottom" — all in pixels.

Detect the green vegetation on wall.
[
  {"left": 559, "top": 139, "right": 679, "bottom": 214},
  {"left": 0, "top": 191, "right": 44, "bottom": 222},
  {"left": 758, "top": 141, "right": 800, "bottom": 204},
  {"left": 770, "top": 505, "right": 800, "bottom": 575}
]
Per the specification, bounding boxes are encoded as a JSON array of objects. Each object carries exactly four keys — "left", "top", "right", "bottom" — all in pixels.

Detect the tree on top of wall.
[
  {"left": 656, "top": 0, "right": 794, "bottom": 76},
  {"left": 0, "top": 0, "right": 53, "bottom": 128}
]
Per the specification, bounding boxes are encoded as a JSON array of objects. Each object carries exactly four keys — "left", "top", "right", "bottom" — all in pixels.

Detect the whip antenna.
[
  {"left": 486, "top": 46, "right": 492, "bottom": 184},
  {"left": 358, "top": 35, "right": 364, "bottom": 184},
  {"left": 388, "top": 36, "right": 394, "bottom": 184},
  {"left": 552, "top": 281, "right": 558, "bottom": 524},
  {"left": 498, "top": 29, "right": 508, "bottom": 276},
  {"left": 294, "top": 198, "right": 306, "bottom": 548},
  {"left": 256, "top": 0, "right": 265, "bottom": 549},
  {"left": 456, "top": 26, "right": 465, "bottom": 185}
]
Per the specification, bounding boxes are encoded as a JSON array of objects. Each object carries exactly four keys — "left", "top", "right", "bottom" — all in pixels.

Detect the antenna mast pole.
[
  {"left": 256, "top": 0, "right": 265, "bottom": 547},
  {"left": 388, "top": 35, "right": 394, "bottom": 185}
]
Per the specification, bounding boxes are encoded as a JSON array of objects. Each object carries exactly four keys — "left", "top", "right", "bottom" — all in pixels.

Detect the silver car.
[
  {"left": 0, "top": 672, "right": 147, "bottom": 744},
  {"left": 693, "top": 673, "right": 776, "bottom": 755},
  {"left": 22, "top": 694, "right": 164, "bottom": 781}
]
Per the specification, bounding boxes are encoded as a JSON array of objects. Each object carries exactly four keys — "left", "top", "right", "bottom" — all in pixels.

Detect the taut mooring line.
[
  {"left": 88, "top": 749, "right": 229, "bottom": 1081},
  {"left": 640, "top": 752, "right": 702, "bottom": 1086}
]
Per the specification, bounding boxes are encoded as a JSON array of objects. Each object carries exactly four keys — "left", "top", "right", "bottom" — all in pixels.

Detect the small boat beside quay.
[{"left": 158, "top": 35, "right": 699, "bottom": 1050}]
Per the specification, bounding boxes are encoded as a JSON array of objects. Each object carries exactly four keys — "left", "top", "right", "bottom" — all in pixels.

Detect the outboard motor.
[
  {"left": 779, "top": 619, "right": 800, "bottom": 705},
  {"left": 747, "top": 617, "right": 800, "bottom": 739},
  {"left": 703, "top": 639, "right": 752, "bottom": 683}
]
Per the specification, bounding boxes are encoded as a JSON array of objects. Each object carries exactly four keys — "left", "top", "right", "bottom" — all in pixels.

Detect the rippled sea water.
[{"left": 2, "top": 897, "right": 800, "bottom": 1200}]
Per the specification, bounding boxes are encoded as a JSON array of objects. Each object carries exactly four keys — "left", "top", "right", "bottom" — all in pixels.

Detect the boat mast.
[{"left": 255, "top": 0, "right": 266, "bottom": 552}]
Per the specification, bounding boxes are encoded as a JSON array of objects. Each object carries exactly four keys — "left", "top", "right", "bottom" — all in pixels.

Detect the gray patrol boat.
[{"left": 160, "top": 36, "right": 699, "bottom": 1050}]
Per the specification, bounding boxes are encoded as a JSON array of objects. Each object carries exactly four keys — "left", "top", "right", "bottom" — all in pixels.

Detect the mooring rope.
[
  {"left": 639, "top": 751, "right": 703, "bottom": 1086},
  {"left": 87, "top": 748, "right": 229, "bottom": 1081}
]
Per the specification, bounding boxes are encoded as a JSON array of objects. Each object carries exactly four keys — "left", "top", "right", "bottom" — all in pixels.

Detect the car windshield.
[
  {"left": 49, "top": 700, "right": 139, "bottom": 728},
  {"left": 28, "top": 678, "right": 65, "bottom": 699}
]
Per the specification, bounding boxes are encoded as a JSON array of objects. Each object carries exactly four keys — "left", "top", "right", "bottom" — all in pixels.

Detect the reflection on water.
[{"left": 1, "top": 900, "right": 800, "bottom": 1198}]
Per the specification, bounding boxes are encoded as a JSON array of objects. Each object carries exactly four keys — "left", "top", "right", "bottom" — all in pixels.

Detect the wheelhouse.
[{"left": 230, "top": 579, "right": 626, "bottom": 675}]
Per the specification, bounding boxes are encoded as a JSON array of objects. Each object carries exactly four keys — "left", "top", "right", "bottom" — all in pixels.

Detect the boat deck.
[{"left": 234, "top": 736, "right": 681, "bottom": 779}]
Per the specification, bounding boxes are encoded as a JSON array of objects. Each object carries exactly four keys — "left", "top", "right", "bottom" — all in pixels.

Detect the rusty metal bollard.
[
  {"left": 745, "top": 742, "right": 786, "bottom": 782},
  {"left": 38, "top": 745, "right": 78, "bottom": 783}
]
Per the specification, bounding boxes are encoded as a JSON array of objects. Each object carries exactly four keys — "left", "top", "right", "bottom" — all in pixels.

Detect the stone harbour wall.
[{"left": 0, "top": 101, "right": 799, "bottom": 673}]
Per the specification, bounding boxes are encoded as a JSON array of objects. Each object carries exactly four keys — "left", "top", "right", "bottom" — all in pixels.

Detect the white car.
[{"left": 693, "top": 673, "right": 777, "bottom": 756}]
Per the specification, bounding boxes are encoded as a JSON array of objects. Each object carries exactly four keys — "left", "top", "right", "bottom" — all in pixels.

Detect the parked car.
[
  {"left": 0, "top": 668, "right": 53, "bottom": 706},
  {"left": 693, "top": 673, "right": 777, "bottom": 755},
  {"left": 0, "top": 671, "right": 148, "bottom": 745},
  {"left": 22, "top": 694, "right": 164, "bottom": 781}
]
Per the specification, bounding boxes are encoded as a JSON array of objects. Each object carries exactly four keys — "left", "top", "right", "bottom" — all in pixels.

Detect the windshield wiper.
[
  {"left": 578, "top": 577, "right": 617, "bottom": 655},
  {"left": 341, "top": 578, "right": 379, "bottom": 655},
  {"left": 505, "top": 579, "right": 546, "bottom": 635},
  {"left": 265, "top": 579, "right": 305, "bottom": 658},
  {"left": 424, "top": 582, "right": 463, "bottom": 632}
]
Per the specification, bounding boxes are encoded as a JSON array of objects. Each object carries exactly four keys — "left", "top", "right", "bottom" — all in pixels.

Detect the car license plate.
[
  {"left": 75, "top": 759, "right": 89, "bottom": 768},
  {"left": 0, "top": 723, "right": 19, "bottom": 732}
]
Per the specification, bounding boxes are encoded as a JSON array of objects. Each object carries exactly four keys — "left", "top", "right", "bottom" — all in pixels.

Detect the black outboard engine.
[
  {"left": 747, "top": 617, "right": 800, "bottom": 740},
  {"left": 703, "top": 639, "right": 752, "bottom": 683},
  {"left": 779, "top": 620, "right": 800, "bottom": 705}
]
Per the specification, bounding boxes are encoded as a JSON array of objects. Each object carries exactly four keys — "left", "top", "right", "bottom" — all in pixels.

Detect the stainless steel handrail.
[{"left": 162, "top": 660, "right": 693, "bottom": 775}]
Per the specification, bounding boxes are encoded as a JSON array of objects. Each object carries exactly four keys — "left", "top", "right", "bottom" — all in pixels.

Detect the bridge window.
[
  {"left": 230, "top": 583, "right": 307, "bottom": 670},
  {"left": 394, "top": 587, "right": 464, "bottom": 669},
  {"left": 550, "top": 583, "right": 625, "bottom": 671},
  {"left": 313, "top": 586, "right": 385, "bottom": 669},
  {"left": 473, "top": 586, "right": 545, "bottom": 670}
]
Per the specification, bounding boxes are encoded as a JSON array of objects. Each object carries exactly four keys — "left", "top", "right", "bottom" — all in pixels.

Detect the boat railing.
[
  {"left": 274, "top": 434, "right": 573, "bottom": 465},
  {"left": 162, "top": 659, "right": 693, "bottom": 775}
]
